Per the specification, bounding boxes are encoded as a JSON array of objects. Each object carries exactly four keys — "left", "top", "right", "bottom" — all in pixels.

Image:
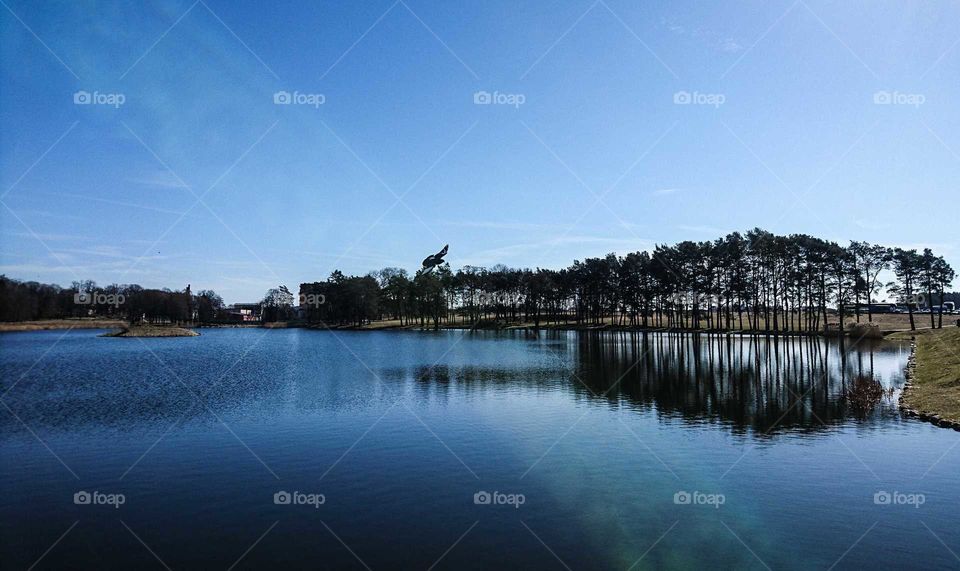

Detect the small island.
[{"left": 101, "top": 324, "right": 199, "bottom": 338}]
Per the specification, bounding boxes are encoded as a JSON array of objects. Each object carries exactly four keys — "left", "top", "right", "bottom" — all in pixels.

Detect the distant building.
[{"left": 225, "top": 303, "right": 261, "bottom": 322}]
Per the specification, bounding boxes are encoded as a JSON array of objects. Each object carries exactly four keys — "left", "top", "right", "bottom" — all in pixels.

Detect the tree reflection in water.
[
  {"left": 403, "top": 331, "right": 908, "bottom": 438},
  {"left": 560, "top": 331, "right": 906, "bottom": 436}
]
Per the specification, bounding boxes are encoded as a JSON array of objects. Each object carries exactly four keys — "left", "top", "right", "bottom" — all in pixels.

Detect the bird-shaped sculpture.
[{"left": 420, "top": 244, "right": 449, "bottom": 273}]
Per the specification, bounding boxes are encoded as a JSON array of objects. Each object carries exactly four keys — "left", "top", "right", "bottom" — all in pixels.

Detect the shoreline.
[
  {"left": 0, "top": 319, "right": 128, "bottom": 332},
  {"left": 898, "top": 328, "right": 960, "bottom": 431},
  {"left": 1, "top": 318, "right": 938, "bottom": 339},
  {"left": 101, "top": 325, "right": 199, "bottom": 338},
  {"left": 300, "top": 321, "right": 916, "bottom": 340},
  {"left": 311, "top": 324, "right": 851, "bottom": 337}
]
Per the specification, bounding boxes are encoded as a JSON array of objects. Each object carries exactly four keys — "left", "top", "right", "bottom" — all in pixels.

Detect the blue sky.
[{"left": 1, "top": 0, "right": 957, "bottom": 303}]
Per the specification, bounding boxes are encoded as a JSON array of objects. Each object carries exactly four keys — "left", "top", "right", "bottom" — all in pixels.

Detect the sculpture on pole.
[{"left": 420, "top": 244, "right": 449, "bottom": 275}]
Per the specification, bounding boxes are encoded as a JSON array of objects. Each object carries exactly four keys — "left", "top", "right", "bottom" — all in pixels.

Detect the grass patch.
[
  {"left": 901, "top": 328, "right": 960, "bottom": 423},
  {"left": 0, "top": 318, "right": 128, "bottom": 332}
]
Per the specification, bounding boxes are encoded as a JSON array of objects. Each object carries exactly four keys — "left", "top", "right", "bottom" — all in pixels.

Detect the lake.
[{"left": 1, "top": 328, "right": 957, "bottom": 570}]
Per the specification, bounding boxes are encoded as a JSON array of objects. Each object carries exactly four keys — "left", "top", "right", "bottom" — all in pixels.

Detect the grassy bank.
[
  {"left": 2, "top": 314, "right": 950, "bottom": 338},
  {"left": 0, "top": 318, "right": 127, "bottom": 332},
  {"left": 349, "top": 313, "right": 945, "bottom": 335},
  {"left": 311, "top": 313, "right": 944, "bottom": 336},
  {"left": 897, "top": 328, "right": 960, "bottom": 428}
]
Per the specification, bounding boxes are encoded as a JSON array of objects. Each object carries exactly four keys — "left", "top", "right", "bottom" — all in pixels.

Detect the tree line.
[
  {"left": 3, "top": 229, "right": 955, "bottom": 332},
  {"left": 0, "top": 277, "right": 225, "bottom": 324},
  {"left": 301, "top": 229, "right": 956, "bottom": 332}
]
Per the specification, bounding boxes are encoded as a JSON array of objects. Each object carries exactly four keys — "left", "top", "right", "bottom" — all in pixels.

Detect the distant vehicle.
[
  {"left": 927, "top": 303, "right": 957, "bottom": 314},
  {"left": 854, "top": 303, "right": 898, "bottom": 314}
]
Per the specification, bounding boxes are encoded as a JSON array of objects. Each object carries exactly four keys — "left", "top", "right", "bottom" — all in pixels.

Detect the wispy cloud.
[
  {"left": 55, "top": 245, "right": 157, "bottom": 260},
  {"left": 676, "top": 224, "right": 723, "bottom": 235},
  {"left": 5, "top": 209, "right": 84, "bottom": 222},
  {"left": 461, "top": 235, "right": 657, "bottom": 267},
  {"left": 125, "top": 171, "right": 190, "bottom": 189},
  {"left": 0, "top": 263, "right": 84, "bottom": 277},
  {"left": 717, "top": 38, "right": 744, "bottom": 53},
  {"left": 6, "top": 231, "right": 94, "bottom": 242},
  {"left": 853, "top": 218, "right": 891, "bottom": 231},
  {"left": 278, "top": 248, "right": 408, "bottom": 266},
  {"left": 0, "top": 260, "right": 162, "bottom": 281},
  {"left": 219, "top": 276, "right": 280, "bottom": 292},
  {"left": 39, "top": 192, "right": 196, "bottom": 217},
  {"left": 659, "top": 17, "right": 745, "bottom": 53},
  {"left": 660, "top": 17, "right": 685, "bottom": 35},
  {"left": 885, "top": 241, "right": 956, "bottom": 255},
  {"left": 438, "top": 220, "right": 566, "bottom": 232},
  {"left": 207, "top": 259, "right": 283, "bottom": 271},
  {"left": 651, "top": 188, "right": 681, "bottom": 196}
]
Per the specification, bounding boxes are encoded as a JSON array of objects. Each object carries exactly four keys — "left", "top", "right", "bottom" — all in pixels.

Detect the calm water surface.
[{"left": 1, "top": 328, "right": 957, "bottom": 570}]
